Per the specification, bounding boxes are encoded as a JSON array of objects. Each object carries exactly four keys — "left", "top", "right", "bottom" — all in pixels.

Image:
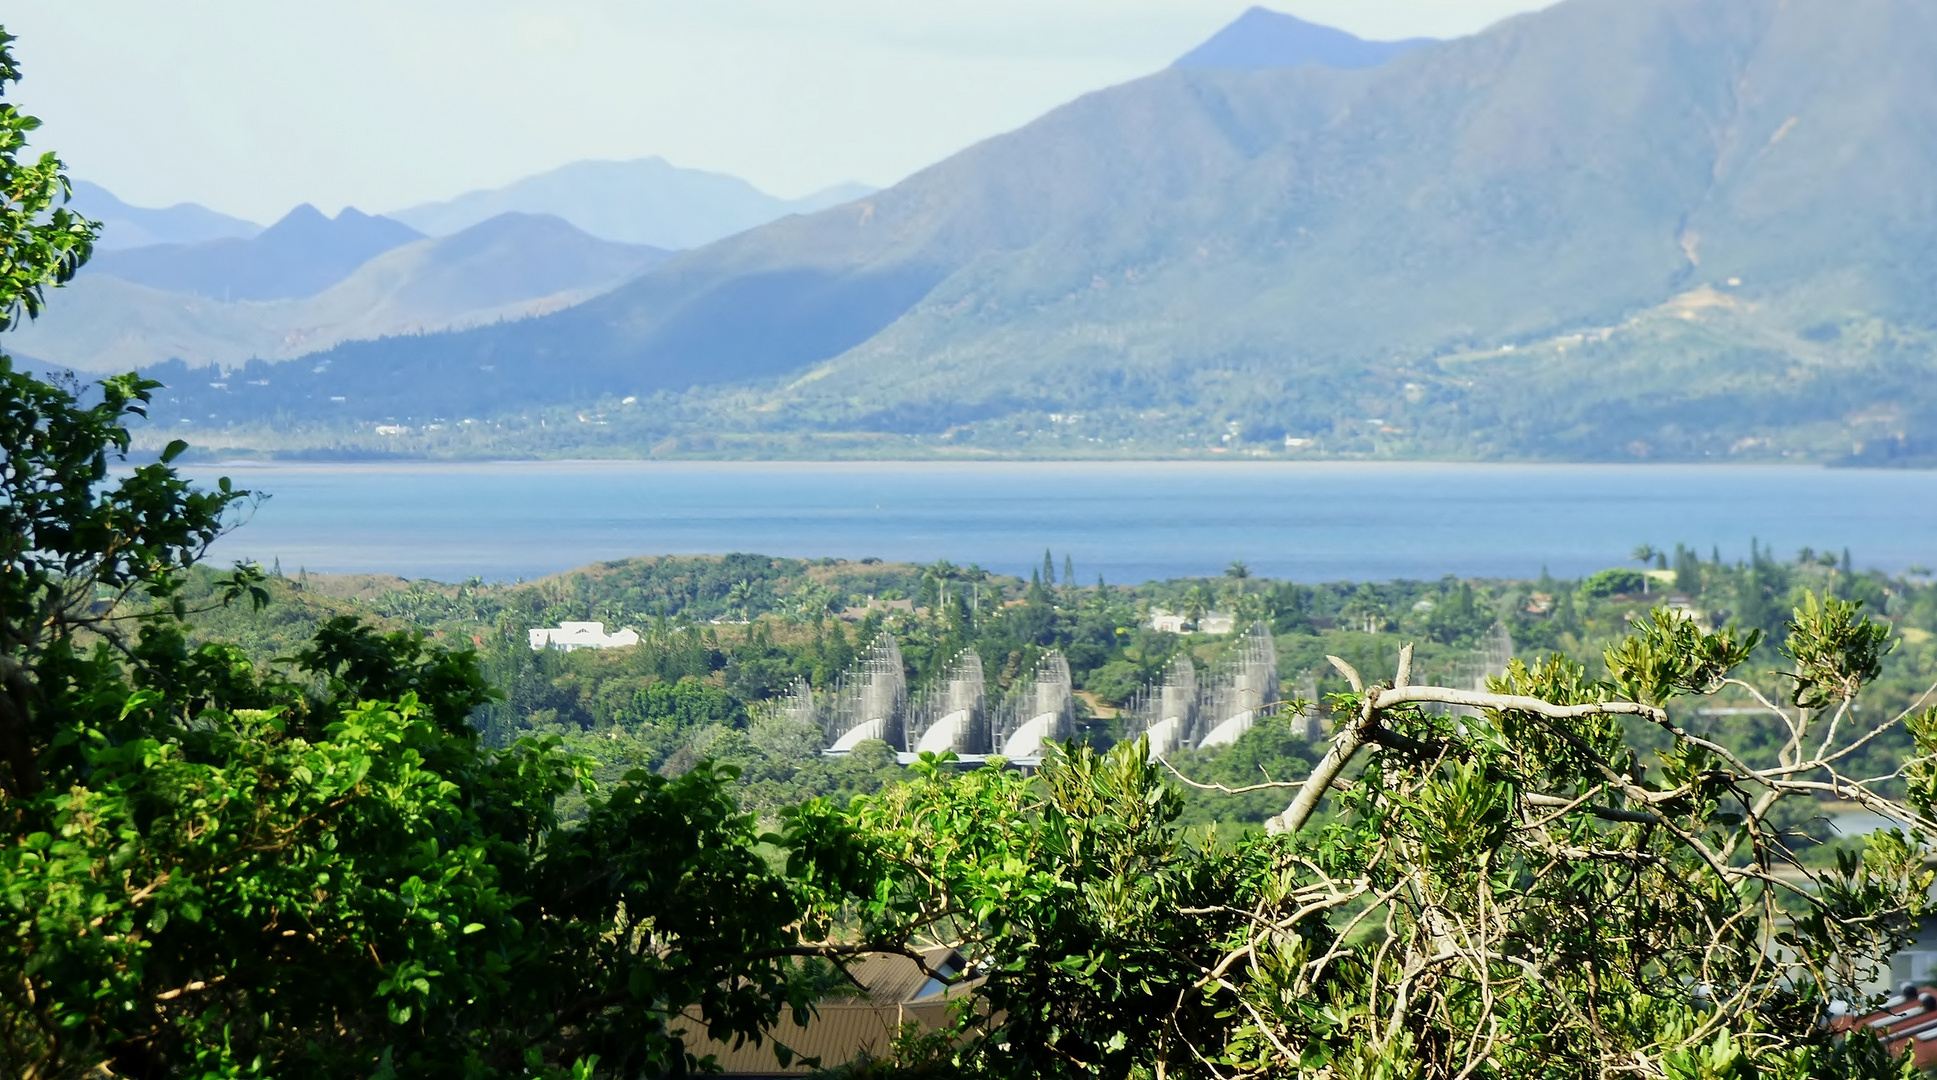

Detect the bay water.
[{"left": 180, "top": 460, "right": 1937, "bottom": 585}]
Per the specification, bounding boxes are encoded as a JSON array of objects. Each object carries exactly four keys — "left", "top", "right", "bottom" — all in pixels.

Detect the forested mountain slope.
[
  {"left": 18, "top": 214, "right": 669, "bottom": 373},
  {"left": 142, "top": 0, "right": 1937, "bottom": 462}
]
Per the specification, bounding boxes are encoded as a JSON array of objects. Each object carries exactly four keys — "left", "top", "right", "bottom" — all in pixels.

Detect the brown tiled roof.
[
  {"left": 839, "top": 947, "right": 962, "bottom": 1004},
  {"left": 677, "top": 948, "right": 975, "bottom": 1076},
  {"left": 678, "top": 999, "right": 960, "bottom": 1077}
]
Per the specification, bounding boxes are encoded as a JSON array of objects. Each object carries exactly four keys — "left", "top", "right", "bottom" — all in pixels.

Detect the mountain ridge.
[
  {"left": 122, "top": 0, "right": 1937, "bottom": 463},
  {"left": 1173, "top": 6, "right": 1436, "bottom": 70},
  {"left": 16, "top": 213, "right": 668, "bottom": 373},
  {"left": 86, "top": 205, "right": 424, "bottom": 302},
  {"left": 70, "top": 181, "right": 262, "bottom": 251},
  {"left": 388, "top": 157, "right": 876, "bottom": 249}
]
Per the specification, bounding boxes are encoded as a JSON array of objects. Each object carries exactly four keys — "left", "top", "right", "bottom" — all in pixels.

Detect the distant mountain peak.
[
  {"left": 386, "top": 157, "right": 879, "bottom": 249},
  {"left": 260, "top": 203, "right": 413, "bottom": 235},
  {"left": 69, "top": 181, "right": 261, "bottom": 251},
  {"left": 1174, "top": 6, "right": 1435, "bottom": 70},
  {"left": 86, "top": 205, "right": 423, "bottom": 302}
]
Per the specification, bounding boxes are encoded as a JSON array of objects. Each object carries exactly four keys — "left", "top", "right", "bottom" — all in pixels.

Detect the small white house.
[
  {"left": 528, "top": 621, "right": 640, "bottom": 652},
  {"left": 1147, "top": 609, "right": 1236, "bottom": 635},
  {"left": 1149, "top": 610, "right": 1189, "bottom": 634}
]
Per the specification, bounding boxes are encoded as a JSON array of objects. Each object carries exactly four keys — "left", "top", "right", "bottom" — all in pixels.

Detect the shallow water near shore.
[{"left": 178, "top": 460, "right": 1937, "bottom": 584}]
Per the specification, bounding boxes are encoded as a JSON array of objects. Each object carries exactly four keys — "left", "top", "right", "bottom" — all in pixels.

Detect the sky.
[{"left": 7, "top": 1, "right": 1554, "bottom": 223}]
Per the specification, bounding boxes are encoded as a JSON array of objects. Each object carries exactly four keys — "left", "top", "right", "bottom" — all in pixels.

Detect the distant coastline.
[
  {"left": 153, "top": 440, "right": 1937, "bottom": 470},
  {"left": 173, "top": 458, "right": 1937, "bottom": 585}
]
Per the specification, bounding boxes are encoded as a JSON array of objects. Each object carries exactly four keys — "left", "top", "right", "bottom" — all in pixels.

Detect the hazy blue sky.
[{"left": 9, "top": 1, "right": 1554, "bottom": 222}]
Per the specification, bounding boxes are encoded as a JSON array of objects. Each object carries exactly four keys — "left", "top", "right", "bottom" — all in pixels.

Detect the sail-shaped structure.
[
  {"left": 1196, "top": 623, "right": 1279, "bottom": 749},
  {"left": 823, "top": 635, "right": 907, "bottom": 753},
  {"left": 1294, "top": 671, "right": 1324, "bottom": 739},
  {"left": 906, "top": 649, "right": 988, "bottom": 756},
  {"left": 1128, "top": 654, "right": 1196, "bottom": 754},
  {"left": 779, "top": 677, "right": 817, "bottom": 726},
  {"left": 1477, "top": 621, "right": 1514, "bottom": 689},
  {"left": 993, "top": 651, "right": 1072, "bottom": 761}
]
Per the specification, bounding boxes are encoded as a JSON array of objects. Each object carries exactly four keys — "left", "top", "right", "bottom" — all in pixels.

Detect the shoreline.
[{"left": 168, "top": 457, "right": 1883, "bottom": 473}]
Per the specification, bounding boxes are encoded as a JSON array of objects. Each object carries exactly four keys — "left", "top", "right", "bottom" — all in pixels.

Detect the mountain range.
[
  {"left": 85, "top": 205, "right": 425, "bottom": 302},
  {"left": 387, "top": 157, "right": 875, "bottom": 250},
  {"left": 70, "top": 181, "right": 262, "bottom": 250},
  {"left": 12, "top": 213, "right": 668, "bottom": 373},
  {"left": 50, "top": 0, "right": 1937, "bottom": 464},
  {"left": 19, "top": 157, "right": 868, "bottom": 372}
]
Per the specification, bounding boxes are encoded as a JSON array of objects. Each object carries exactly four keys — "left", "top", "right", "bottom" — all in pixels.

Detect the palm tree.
[
  {"left": 1225, "top": 560, "right": 1252, "bottom": 596},
  {"left": 793, "top": 582, "right": 838, "bottom": 624},
  {"left": 962, "top": 564, "right": 989, "bottom": 619},
  {"left": 925, "top": 560, "right": 961, "bottom": 616},
  {"left": 1343, "top": 584, "right": 1386, "bottom": 634},
  {"left": 1631, "top": 545, "right": 1658, "bottom": 595},
  {"left": 725, "top": 580, "right": 754, "bottom": 623}
]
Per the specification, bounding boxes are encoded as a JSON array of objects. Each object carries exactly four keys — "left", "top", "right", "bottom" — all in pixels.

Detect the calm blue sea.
[{"left": 177, "top": 460, "right": 1937, "bottom": 585}]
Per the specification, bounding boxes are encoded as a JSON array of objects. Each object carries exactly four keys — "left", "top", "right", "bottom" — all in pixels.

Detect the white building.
[
  {"left": 528, "top": 621, "right": 640, "bottom": 652},
  {"left": 1148, "top": 609, "right": 1236, "bottom": 635}
]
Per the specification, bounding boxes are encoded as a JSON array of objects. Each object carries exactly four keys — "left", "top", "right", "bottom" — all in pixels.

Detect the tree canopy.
[{"left": 5, "top": 22, "right": 1937, "bottom": 1080}]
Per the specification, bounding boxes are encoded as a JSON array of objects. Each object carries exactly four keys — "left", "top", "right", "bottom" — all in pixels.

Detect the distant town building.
[
  {"left": 1837, "top": 978, "right": 1937, "bottom": 1070},
  {"left": 1660, "top": 594, "right": 1709, "bottom": 628},
  {"left": 1148, "top": 609, "right": 1236, "bottom": 635},
  {"left": 842, "top": 596, "right": 916, "bottom": 620},
  {"left": 527, "top": 621, "right": 639, "bottom": 652}
]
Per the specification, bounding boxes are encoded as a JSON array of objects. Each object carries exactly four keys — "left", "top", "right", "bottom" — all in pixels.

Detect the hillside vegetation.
[
  {"left": 15, "top": 213, "right": 669, "bottom": 373},
  {"left": 17, "top": 26, "right": 1937, "bottom": 1077},
  {"left": 129, "top": 0, "right": 1937, "bottom": 464},
  {"left": 176, "top": 545, "right": 1937, "bottom": 833}
]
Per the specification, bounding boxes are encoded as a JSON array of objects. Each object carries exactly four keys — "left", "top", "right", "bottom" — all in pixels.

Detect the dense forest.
[{"left": 175, "top": 541, "right": 1937, "bottom": 833}]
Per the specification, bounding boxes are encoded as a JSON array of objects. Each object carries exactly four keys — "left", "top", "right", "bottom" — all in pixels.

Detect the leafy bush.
[
  {"left": 1581, "top": 566, "right": 1647, "bottom": 597},
  {"left": 621, "top": 674, "right": 747, "bottom": 729},
  {"left": 0, "top": 49, "right": 825, "bottom": 1077}
]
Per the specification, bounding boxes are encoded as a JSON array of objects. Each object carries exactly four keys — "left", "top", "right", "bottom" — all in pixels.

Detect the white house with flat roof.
[
  {"left": 528, "top": 622, "right": 639, "bottom": 652},
  {"left": 1148, "top": 609, "right": 1236, "bottom": 635}
]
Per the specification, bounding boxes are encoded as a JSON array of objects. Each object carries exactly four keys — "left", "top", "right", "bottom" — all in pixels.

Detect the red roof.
[{"left": 1839, "top": 984, "right": 1937, "bottom": 1069}]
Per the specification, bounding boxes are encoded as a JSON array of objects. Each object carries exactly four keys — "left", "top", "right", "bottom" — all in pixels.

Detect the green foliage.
[
  {"left": 0, "top": 31, "right": 93, "bottom": 331},
  {"left": 186, "top": 536, "right": 1937, "bottom": 838},
  {"left": 618, "top": 674, "right": 744, "bottom": 729},
  {"left": 1581, "top": 567, "right": 1647, "bottom": 598},
  {"left": 781, "top": 596, "right": 1929, "bottom": 1079},
  {"left": 0, "top": 47, "right": 827, "bottom": 1078},
  {"left": 1605, "top": 607, "right": 1759, "bottom": 706},
  {"left": 11, "top": 16, "right": 1937, "bottom": 1075},
  {"left": 3, "top": 599, "right": 832, "bottom": 1077},
  {"left": 785, "top": 741, "right": 1294, "bottom": 1079},
  {"left": 1166, "top": 713, "right": 1321, "bottom": 826},
  {"left": 1782, "top": 593, "right": 1894, "bottom": 709},
  {"left": 1896, "top": 707, "right": 1937, "bottom": 823}
]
